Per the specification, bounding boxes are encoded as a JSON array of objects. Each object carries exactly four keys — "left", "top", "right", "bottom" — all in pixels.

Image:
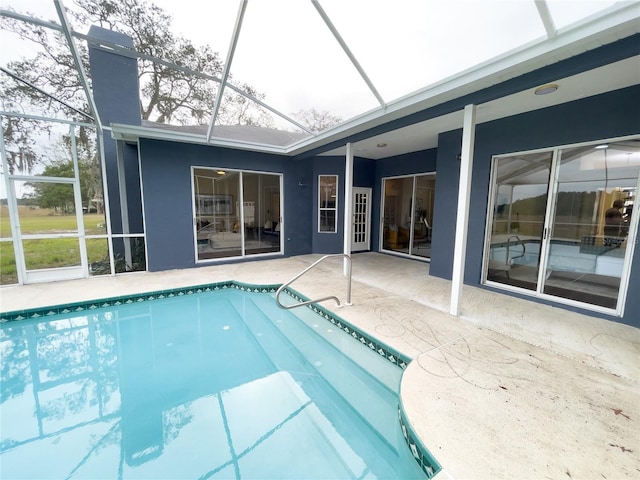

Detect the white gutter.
[{"left": 110, "top": 123, "right": 290, "bottom": 154}]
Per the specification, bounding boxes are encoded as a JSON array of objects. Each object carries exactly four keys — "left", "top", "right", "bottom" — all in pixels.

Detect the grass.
[
  {"left": 1, "top": 206, "right": 112, "bottom": 285},
  {"left": 0, "top": 205, "right": 106, "bottom": 237}
]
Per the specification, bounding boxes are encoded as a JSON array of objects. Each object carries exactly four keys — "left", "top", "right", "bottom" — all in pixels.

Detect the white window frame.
[{"left": 318, "top": 174, "right": 338, "bottom": 233}]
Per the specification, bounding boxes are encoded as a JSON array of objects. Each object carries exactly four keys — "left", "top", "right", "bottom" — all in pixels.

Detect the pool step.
[{"left": 227, "top": 293, "right": 401, "bottom": 449}]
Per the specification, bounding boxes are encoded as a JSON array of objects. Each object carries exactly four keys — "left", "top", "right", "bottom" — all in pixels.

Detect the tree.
[
  {"left": 293, "top": 108, "right": 342, "bottom": 133},
  {"left": 2, "top": 0, "right": 269, "bottom": 126},
  {"left": 26, "top": 161, "right": 75, "bottom": 213},
  {"left": 1, "top": 7, "right": 86, "bottom": 175},
  {"left": 1, "top": 0, "right": 272, "bottom": 175},
  {"left": 26, "top": 128, "right": 101, "bottom": 214},
  {"left": 61, "top": 125, "right": 104, "bottom": 213},
  {"left": 1, "top": 116, "right": 39, "bottom": 175}
]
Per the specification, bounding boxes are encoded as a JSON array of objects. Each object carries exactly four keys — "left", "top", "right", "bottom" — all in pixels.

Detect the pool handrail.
[
  {"left": 507, "top": 235, "right": 526, "bottom": 264},
  {"left": 275, "top": 254, "right": 352, "bottom": 309}
]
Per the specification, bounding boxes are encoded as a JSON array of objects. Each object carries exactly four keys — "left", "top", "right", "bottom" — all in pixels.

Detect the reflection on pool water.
[
  {"left": 490, "top": 238, "right": 624, "bottom": 277},
  {"left": 0, "top": 285, "right": 433, "bottom": 479}
]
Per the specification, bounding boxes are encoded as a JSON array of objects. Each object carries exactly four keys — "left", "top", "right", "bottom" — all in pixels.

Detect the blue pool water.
[{"left": 0, "top": 286, "right": 429, "bottom": 479}]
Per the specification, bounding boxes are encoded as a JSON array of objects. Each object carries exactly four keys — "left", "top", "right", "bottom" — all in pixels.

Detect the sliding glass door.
[
  {"left": 192, "top": 168, "right": 282, "bottom": 261},
  {"left": 542, "top": 143, "right": 637, "bottom": 309},
  {"left": 243, "top": 171, "right": 281, "bottom": 256},
  {"left": 484, "top": 138, "right": 639, "bottom": 313},
  {"left": 485, "top": 151, "right": 552, "bottom": 291},
  {"left": 381, "top": 174, "right": 435, "bottom": 259}
]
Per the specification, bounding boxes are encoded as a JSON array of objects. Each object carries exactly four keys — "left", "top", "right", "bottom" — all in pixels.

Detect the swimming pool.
[{"left": 0, "top": 282, "right": 439, "bottom": 479}]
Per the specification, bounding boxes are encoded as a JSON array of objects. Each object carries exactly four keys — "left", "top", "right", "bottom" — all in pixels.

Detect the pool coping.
[{"left": 0, "top": 279, "right": 441, "bottom": 479}]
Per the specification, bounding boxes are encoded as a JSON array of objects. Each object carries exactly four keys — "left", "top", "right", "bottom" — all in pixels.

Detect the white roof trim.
[{"left": 110, "top": 123, "right": 289, "bottom": 154}]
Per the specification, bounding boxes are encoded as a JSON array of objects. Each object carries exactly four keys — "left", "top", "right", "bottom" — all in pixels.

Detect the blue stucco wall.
[
  {"left": 354, "top": 157, "right": 376, "bottom": 187},
  {"left": 430, "top": 85, "right": 640, "bottom": 326},
  {"left": 429, "top": 131, "right": 462, "bottom": 279},
  {"left": 139, "top": 139, "right": 312, "bottom": 271}
]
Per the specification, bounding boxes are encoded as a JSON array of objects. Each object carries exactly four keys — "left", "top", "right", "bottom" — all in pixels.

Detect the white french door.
[{"left": 351, "top": 187, "right": 371, "bottom": 251}]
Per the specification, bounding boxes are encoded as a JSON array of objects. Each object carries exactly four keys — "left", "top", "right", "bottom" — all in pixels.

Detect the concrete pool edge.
[
  {"left": 0, "top": 280, "right": 267, "bottom": 321},
  {"left": 398, "top": 399, "right": 443, "bottom": 479}
]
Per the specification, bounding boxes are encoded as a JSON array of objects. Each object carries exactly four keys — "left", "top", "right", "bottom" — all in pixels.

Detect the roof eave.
[{"left": 108, "top": 124, "right": 289, "bottom": 155}]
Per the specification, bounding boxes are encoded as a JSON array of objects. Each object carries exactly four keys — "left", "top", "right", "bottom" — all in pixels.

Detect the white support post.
[
  {"left": 450, "top": 104, "right": 476, "bottom": 316},
  {"left": 343, "top": 142, "right": 354, "bottom": 276},
  {"left": 116, "top": 141, "right": 132, "bottom": 267},
  {"left": 0, "top": 120, "right": 26, "bottom": 285},
  {"left": 69, "top": 124, "right": 89, "bottom": 278}
]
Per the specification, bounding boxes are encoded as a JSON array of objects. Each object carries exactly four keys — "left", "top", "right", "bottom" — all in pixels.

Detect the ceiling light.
[
  {"left": 534, "top": 84, "right": 558, "bottom": 95},
  {"left": 376, "top": 143, "right": 387, "bottom": 148},
  {"left": 595, "top": 144, "right": 609, "bottom": 150},
  {"left": 216, "top": 170, "right": 226, "bottom": 175}
]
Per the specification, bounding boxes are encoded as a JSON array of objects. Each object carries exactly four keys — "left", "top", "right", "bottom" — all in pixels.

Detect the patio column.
[
  {"left": 343, "top": 142, "right": 354, "bottom": 276},
  {"left": 450, "top": 104, "right": 476, "bottom": 316}
]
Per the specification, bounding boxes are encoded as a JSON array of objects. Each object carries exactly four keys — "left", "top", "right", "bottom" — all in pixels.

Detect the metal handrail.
[
  {"left": 506, "top": 235, "right": 526, "bottom": 263},
  {"left": 276, "top": 254, "right": 352, "bottom": 310}
]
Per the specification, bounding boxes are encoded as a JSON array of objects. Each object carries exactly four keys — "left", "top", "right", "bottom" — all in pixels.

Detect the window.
[{"left": 318, "top": 175, "right": 338, "bottom": 233}]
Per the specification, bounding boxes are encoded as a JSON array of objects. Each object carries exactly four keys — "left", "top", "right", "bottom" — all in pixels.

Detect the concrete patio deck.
[{"left": 1, "top": 252, "right": 638, "bottom": 479}]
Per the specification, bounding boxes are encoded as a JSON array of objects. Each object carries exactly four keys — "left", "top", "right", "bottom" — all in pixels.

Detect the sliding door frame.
[
  {"left": 191, "top": 166, "right": 283, "bottom": 263},
  {"left": 483, "top": 135, "right": 640, "bottom": 316},
  {"left": 379, "top": 173, "right": 435, "bottom": 260}
]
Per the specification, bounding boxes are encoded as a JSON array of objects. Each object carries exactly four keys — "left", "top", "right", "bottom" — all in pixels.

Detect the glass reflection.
[
  {"left": 542, "top": 144, "right": 639, "bottom": 308},
  {"left": 194, "top": 168, "right": 282, "bottom": 260},
  {"left": 382, "top": 175, "right": 435, "bottom": 259},
  {"left": 486, "top": 151, "right": 552, "bottom": 291}
]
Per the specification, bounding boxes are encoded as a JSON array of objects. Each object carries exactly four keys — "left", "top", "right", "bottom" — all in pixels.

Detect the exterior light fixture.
[
  {"left": 376, "top": 142, "right": 387, "bottom": 148},
  {"left": 216, "top": 170, "right": 226, "bottom": 175},
  {"left": 534, "top": 84, "right": 558, "bottom": 95},
  {"left": 595, "top": 144, "right": 609, "bottom": 150}
]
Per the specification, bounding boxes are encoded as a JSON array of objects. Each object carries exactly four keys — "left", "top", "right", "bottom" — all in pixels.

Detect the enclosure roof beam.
[
  {"left": 534, "top": 0, "right": 557, "bottom": 39},
  {"left": 312, "top": 0, "right": 386, "bottom": 109},
  {"left": 207, "top": 0, "right": 247, "bottom": 142},
  {"left": 0, "top": 67, "right": 94, "bottom": 122},
  {"left": 111, "top": 123, "right": 289, "bottom": 155},
  {"left": 53, "top": 0, "right": 102, "bottom": 130}
]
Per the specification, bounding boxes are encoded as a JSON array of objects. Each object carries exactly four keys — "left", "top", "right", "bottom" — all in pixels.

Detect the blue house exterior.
[{"left": 88, "top": 26, "right": 640, "bottom": 327}]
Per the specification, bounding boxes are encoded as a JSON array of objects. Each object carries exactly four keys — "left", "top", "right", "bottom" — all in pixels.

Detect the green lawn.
[
  {"left": 0, "top": 206, "right": 111, "bottom": 285},
  {"left": 1, "top": 206, "right": 105, "bottom": 237}
]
